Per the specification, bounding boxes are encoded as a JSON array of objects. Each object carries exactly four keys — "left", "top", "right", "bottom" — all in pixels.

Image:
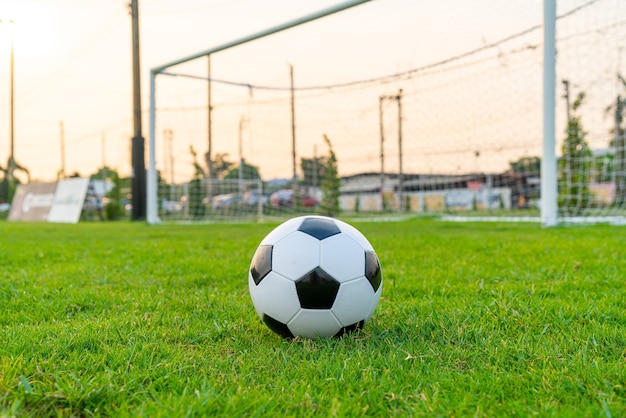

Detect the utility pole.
[
  {"left": 59, "top": 121, "right": 66, "bottom": 179},
  {"left": 561, "top": 78, "right": 573, "bottom": 200},
  {"left": 379, "top": 89, "right": 404, "bottom": 211},
  {"left": 206, "top": 55, "right": 213, "bottom": 181},
  {"left": 397, "top": 89, "right": 404, "bottom": 211},
  {"left": 378, "top": 96, "right": 385, "bottom": 210},
  {"left": 164, "top": 129, "right": 174, "bottom": 202},
  {"left": 289, "top": 64, "right": 297, "bottom": 185},
  {"left": 238, "top": 115, "right": 247, "bottom": 199},
  {"left": 2, "top": 19, "right": 30, "bottom": 202},
  {"left": 562, "top": 79, "right": 571, "bottom": 122},
  {"left": 615, "top": 90, "right": 625, "bottom": 204},
  {"left": 130, "top": 0, "right": 146, "bottom": 220},
  {"left": 205, "top": 55, "right": 214, "bottom": 202},
  {"left": 289, "top": 64, "right": 301, "bottom": 207},
  {"left": 101, "top": 131, "right": 108, "bottom": 181},
  {"left": 7, "top": 19, "right": 15, "bottom": 200},
  {"left": 312, "top": 145, "right": 318, "bottom": 188}
]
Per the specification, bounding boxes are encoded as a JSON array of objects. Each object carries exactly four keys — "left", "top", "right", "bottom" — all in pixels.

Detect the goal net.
[{"left": 147, "top": 0, "right": 626, "bottom": 224}]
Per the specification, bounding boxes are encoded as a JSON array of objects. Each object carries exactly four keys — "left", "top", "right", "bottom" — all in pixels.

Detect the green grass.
[{"left": 0, "top": 218, "right": 625, "bottom": 417}]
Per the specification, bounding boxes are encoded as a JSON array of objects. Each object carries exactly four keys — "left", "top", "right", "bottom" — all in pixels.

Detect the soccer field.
[{"left": 1, "top": 219, "right": 624, "bottom": 416}]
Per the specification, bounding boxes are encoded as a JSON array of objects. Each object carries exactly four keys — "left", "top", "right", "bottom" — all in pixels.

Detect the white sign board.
[{"left": 47, "top": 178, "right": 90, "bottom": 223}]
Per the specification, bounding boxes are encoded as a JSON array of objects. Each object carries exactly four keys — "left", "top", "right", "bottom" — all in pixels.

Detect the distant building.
[{"left": 339, "top": 171, "right": 540, "bottom": 212}]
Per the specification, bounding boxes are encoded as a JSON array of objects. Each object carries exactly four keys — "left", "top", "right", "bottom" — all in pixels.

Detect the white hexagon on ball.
[
  {"left": 365, "top": 286, "right": 383, "bottom": 322},
  {"left": 320, "top": 233, "right": 365, "bottom": 283},
  {"left": 271, "top": 231, "right": 320, "bottom": 281},
  {"left": 332, "top": 277, "right": 376, "bottom": 326},
  {"left": 288, "top": 309, "right": 342, "bottom": 339},
  {"left": 252, "top": 271, "right": 301, "bottom": 325},
  {"left": 335, "top": 219, "right": 374, "bottom": 252},
  {"left": 259, "top": 217, "right": 304, "bottom": 246}
]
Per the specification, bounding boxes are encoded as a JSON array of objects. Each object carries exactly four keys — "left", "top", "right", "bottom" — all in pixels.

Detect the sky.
[
  {"left": 0, "top": 0, "right": 623, "bottom": 184},
  {"left": 0, "top": 0, "right": 357, "bottom": 182}
]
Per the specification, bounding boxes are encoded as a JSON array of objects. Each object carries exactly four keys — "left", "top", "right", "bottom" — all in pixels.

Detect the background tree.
[
  {"left": 593, "top": 153, "right": 614, "bottom": 183},
  {"left": 508, "top": 156, "right": 541, "bottom": 207},
  {"left": 509, "top": 156, "right": 540, "bottom": 175},
  {"left": 104, "top": 171, "right": 126, "bottom": 220},
  {"left": 89, "top": 166, "right": 126, "bottom": 220},
  {"left": 223, "top": 159, "right": 261, "bottom": 181},
  {"left": 209, "top": 153, "right": 234, "bottom": 180},
  {"left": 558, "top": 91, "right": 593, "bottom": 215},
  {"left": 320, "top": 134, "right": 340, "bottom": 217},
  {"left": 300, "top": 156, "right": 326, "bottom": 187},
  {"left": 0, "top": 170, "right": 8, "bottom": 203},
  {"left": 91, "top": 166, "right": 115, "bottom": 181}
]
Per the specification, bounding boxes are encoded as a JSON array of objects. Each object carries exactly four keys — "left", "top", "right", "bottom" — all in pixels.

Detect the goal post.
[{"left": 542, "top": 0, "right": 558, "bottom": 227}]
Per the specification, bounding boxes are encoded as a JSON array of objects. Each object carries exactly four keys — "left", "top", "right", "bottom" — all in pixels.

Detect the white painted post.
[
  {"left": 147, "top": 70, "right": 161, "bottom": 225},
  {"left": 541, "top": 0, "right": 558, "bottom": 227}
]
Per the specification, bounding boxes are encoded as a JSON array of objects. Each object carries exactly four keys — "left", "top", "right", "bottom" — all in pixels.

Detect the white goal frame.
[{"left": 146, "top": 0, "right": 559, "bottom": 226}]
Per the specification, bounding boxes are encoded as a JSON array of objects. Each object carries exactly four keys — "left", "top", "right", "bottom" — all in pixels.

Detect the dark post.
[{"left": 130, "top": 0, "right": 146, "bottom": 220}]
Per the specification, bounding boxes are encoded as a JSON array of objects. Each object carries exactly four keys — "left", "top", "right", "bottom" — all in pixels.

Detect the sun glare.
[{"left": 0, "top": 3, "right": 61, "bottom": 59}]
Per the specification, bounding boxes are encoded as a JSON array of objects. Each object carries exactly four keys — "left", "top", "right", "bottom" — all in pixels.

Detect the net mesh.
[{"left": 151, "top": 0, "right": 626, "bottom": 222}]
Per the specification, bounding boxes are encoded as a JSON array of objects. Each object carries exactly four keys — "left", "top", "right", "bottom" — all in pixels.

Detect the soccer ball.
[{"left": 248, "top": 215, "right": 382, "bottom": 339}]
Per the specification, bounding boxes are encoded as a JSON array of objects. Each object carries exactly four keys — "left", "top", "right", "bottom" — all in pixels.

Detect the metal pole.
[
  {"left": 615, "top": 94, "right": 625, "bottom": 203},
  {"left": 164, "top": 129, "right": 174, "bottom": 203},
  {"left": 313, "top": 145, "right": 318, "bottom": 188},
  {"left": 130, "top": 0, "right": 146, "bottom": 220},
  {"left": 146, "top": 71, "right": 160, "bottom": 224},
  {"left": 101, "top": 130, "right": 107, "bottom": 181},
  {"left": 290, "top": 64, "right": 297, "bottom": 184},
  {"left": 379, "top": 96, "right": 385, "bottom": 210},
  {"left": 562, "top": 79, "right": 570, "bottom": 122},
  {"left": 205, "top": 55, "right": 214, "bottom": 204},
  {"left": 60, "top": 121, "right": 66, "bottom": 179},
  {"left": 8, "top": 21, "right": 15, "bottom": 199},
  {"left": 239, "top": 115, "right": 245, "bottom": 199},
  {"left": 207, "top": 55, "right": 213, "bottom": 168},
  {"left": 397, "top": 89, "right": 403, "bottom": 211},
  {"left": 541, "top": 0, "right": 558, "bottom": 227}
]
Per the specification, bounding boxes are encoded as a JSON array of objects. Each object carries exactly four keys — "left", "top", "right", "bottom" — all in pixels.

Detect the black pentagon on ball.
[
  {"left": 262, "top": 314, "right": 294, "bottom": 339},
  {"left": 365, "top": 251, "right": 382, "bottom": 291},
  {"left": 298, "top": 217, "right": 341, "bottom": 241},
  {"left": 250, "top": 245, "right": 272, "bottom": 285},
  {"left": 295, "top": 267, "right": 340, "bottom": 309}
]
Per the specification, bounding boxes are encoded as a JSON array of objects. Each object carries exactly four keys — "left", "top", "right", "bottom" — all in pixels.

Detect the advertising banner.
[
  {"left": 8, "top": 183, "right": 58, "bottom": 221},
  {"left": 8, "top": 178, "right": 90, "bottom": 223}
]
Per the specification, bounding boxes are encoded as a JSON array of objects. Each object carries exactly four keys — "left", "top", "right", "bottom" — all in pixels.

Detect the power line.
[{"left": 159, "top": 0, "right": 604, "bottom": 93}]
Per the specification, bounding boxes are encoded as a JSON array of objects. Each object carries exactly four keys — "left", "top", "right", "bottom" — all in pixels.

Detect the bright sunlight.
[{"left": 0, "top": 2, "right": 61, "bottom": 59}]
